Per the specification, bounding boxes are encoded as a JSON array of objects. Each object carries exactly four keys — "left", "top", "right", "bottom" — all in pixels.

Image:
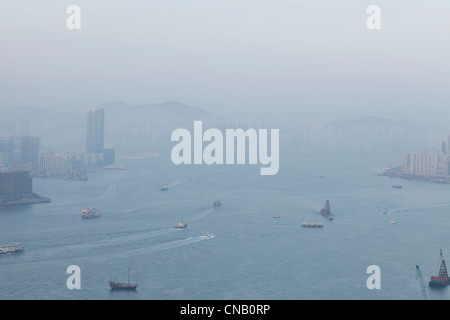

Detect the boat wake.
[
  {"left": 168, "top": 180, "right": 187, "bottom": 188},
  {"left": 190, "top": 208, "right": 213, "bottom": 221}
]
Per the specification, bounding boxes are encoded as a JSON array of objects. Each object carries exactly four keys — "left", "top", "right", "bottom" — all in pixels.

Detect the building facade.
[{"left": 86, "top": 108, "right": 104, "bottom": 153}]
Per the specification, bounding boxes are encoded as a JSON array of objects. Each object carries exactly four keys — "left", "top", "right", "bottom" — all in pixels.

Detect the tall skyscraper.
[
  {"left": 86, "top": 108, "right": 104, "bottom": 153},
  {"left": 20, "top": 136, "right": 40, "bottom": 171}
]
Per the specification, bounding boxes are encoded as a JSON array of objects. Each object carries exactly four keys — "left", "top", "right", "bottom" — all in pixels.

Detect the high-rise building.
[
  {"left": 86, "top": 108, "right": 104, "bottom": 153},
  {"left": 20, "top": 136, "right": 40, "bottom": 171},
  {"left": 0, "top": 137, "right": 14, "bottom": 167}
]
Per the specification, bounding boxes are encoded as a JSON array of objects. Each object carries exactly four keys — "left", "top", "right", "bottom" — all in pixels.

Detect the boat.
[
  {"left": 160, "top": 185, "right": 169, "bottom": 191},
  {"left": 328, "top": 214, "right": 334, "bottom": 221},
  {"left": 319, "top": 200, "right": 332, "bottom": 218},
  {"left": 204, "top": 233, "right": 214, "bottom": 239},
  {"left": 175, "top": 219, "right": 187, "bottom": 229},
  {"left": 429, "top": 249, "right": 450, "bottom": 287},
  {"left": 302, "top": 222, "right": 323, "bottom": 228},
  {"left": 108, "top": 267, "right": 138, "bottom": 290},
  {"left": 81, "top": 208, "right": 101, "bottom": 218},
  {"left": 0, "top": 241, "right": 24, "bottom": 255},
  {"left": 390, "top": 219, "right": 395, "bottom": 224},
  {"left": 392, "top": 185, "right": 403, "bottom": 189},
  {"left": 382, "top": 209, "right": 387, "bottom": 214},
  {"left": 273, "top": 215, "right": 281, "bottom": 219},
  {"left": 212, "top": 199, "right": 222, "bottom": 207}
]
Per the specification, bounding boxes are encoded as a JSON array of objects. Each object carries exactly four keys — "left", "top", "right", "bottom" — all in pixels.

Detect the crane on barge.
[{"left": 429, "top": 249, "right": 450, "bottom": 288}]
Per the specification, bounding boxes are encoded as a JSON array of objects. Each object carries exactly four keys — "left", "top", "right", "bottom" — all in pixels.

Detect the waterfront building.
[
  {"left": 0, "top": 170, "right": 32, "bottom": 195},
  {"left": 38, "top": 152, "right": 81, "bottom": 175}
]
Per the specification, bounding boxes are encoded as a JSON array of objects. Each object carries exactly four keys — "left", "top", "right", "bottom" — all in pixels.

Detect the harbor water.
[{"left": 1, "top": 154, "right": 450, "bottom": 300}]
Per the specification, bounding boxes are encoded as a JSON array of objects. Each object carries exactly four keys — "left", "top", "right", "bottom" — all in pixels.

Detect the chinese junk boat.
[
  {"left": 319, "top": 200, "right": 333, "bottom": 220},
  {"left": 109, "top": 267, "right": 138, "bottom": 290},
  {"left": 429, "top": 249, "right": 450, "bottom": 288},
  {"left": 0, "top": 241, "right": 24, "bottom": 255},
  {"left": 81, "top": 208, "right": 101, "bottom": 218}
]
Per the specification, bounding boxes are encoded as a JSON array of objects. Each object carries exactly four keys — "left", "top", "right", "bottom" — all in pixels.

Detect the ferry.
[
  {"left": 81, "top": 208, "right": 101, "bottom": 219},
  {"left": 0, "top": 241, "right": 24, "bottom": 255}
]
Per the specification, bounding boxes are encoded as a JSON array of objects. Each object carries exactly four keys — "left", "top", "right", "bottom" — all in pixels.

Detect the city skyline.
[{"left": 1, "top": 1, "right": 450, "bottom": 128}]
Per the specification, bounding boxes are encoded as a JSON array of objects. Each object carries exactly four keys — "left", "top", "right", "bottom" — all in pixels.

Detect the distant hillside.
[{"left": 98, "top": 101, "right": 218, "bottom": 120}]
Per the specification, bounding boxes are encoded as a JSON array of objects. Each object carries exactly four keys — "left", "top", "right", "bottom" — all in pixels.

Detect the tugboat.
[
  {"left": 175, "top": 219, "right": 187, "bottom": 229},
  {"left": 429, "top": 249, "right": 450, "bottom": 287},
  {"left": 108, "top": 267, "right": 138, "bottom": 290},
  {"left": 212, "top": 199, "right": 222, "bottom": 207},
  {"left": 0, "top": 241, "right": 24, "bottom": 255},
  {"left": 81, "top": 208, "right": 101, "bottom": 218}
]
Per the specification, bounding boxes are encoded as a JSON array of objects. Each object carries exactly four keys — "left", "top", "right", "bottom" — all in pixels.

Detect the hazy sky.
[{"left": 1, "top": 0, "right": 450, "bottom": 127}]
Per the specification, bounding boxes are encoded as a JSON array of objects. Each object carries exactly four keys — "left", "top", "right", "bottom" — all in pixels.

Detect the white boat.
[
  {"left": 390, "top": 219, "right": 395, "bottom": 224},
  {"left": 81, "top": 208, "right": 101, "bottom": 218}
]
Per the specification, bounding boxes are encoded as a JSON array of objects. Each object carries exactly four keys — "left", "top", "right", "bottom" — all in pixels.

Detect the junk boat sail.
[
  {"left": 81, "top": 208, "right": 101, "bottom": 218},
  {"left": 212, "top": 199, "right": 222, "bottom": 207},
  {"left": 0, "top": 241, "right": 24, "bottom": 255},
  {"left": 175, "top": 219, "right": 187, "bottom": 229},
  {"left": 429, "top": 249, "right": 450, "bottom": 287},
  {"left": 319, "top": 200, "right": 333, "bottom": 220},
  {"left": 108, "top": 267, "right": 138, "bottom": 290}
]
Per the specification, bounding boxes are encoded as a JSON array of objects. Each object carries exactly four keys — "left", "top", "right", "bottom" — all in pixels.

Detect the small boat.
[
  {"left": 204, "top": 233, "right": 214, "bottom": 239},
  {"left": 328, "top": 214, "right": 334, "bottom": 221},
  {"left": 108, "top": 267, "right": 138, "bottom": 290},
  {"left": 382, "top": 209, "right": 387, "bottom": 214},
  {"left": 81, "top": 208, "right": 101, "bottom": 219},
  {"left": 160, "top": 185, "right": 169, "bottom": 191},
  {"left": 390, "top": 219, "right": 395, "bottom": 224},
  {"left": 175, "top": 219, "right": 187, "bottom": 229},
  {"left": 302, "top": 222, "right": 323, "bottom": 228},
  {"left": 392, "top": 185, "right": 403, "bottom": 189},
  {"left": 273, "top": 215, "right": 281, "bottom": 219},
  {"left": 212, "top": 199, "right": 222, "bottom": 207}
]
